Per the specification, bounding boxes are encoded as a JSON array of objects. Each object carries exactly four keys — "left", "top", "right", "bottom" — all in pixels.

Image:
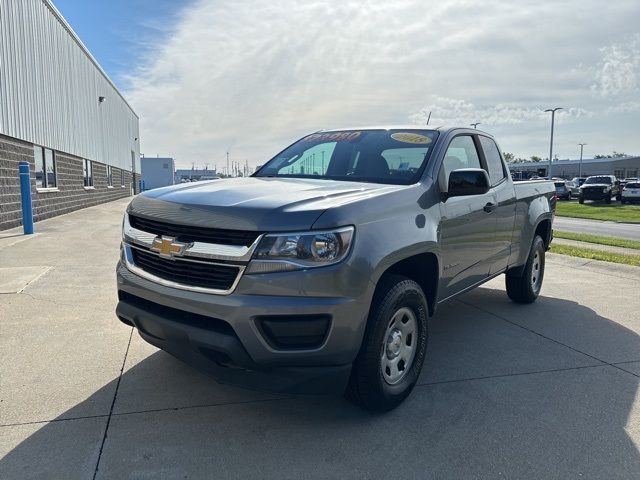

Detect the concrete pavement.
[
  {"left": 554, "top": 215, "right": 640, "bottom": 240},
  {"left": 1, "top": 198, "right": 639, "bottom": 479}
]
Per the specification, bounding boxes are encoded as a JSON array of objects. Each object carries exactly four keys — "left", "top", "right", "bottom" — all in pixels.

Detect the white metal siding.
[{"left": 0, "top": 0, "right": 140, "bottom": 172}]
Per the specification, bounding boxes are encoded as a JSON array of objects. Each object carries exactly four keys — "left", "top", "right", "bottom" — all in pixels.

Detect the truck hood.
[
  {"left": 128, "top": 177, "right": 406, "bottom": 231},
  {"left": 581, "top": 183, "right": 611, "bottom": 188}
]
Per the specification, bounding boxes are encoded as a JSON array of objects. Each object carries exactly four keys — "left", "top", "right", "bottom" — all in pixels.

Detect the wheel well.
[
  {"left": 535, "top": 219, "right": 552, "bottom": 248},
  {"left": 377, "top": 253, "right": 438, "bottom": 316}
]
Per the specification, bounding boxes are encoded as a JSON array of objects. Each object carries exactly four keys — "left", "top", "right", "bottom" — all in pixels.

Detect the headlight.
[{"left": 245, "top": 226, "right": 354, "bottom": 274}]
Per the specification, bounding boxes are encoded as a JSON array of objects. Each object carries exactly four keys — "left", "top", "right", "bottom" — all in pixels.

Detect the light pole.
[
  {"left": 544, "top": 107, "right": 562, "bottom": 179},
  {"left": 578, "top": 143, "right": 586, "bottom": 178},
  {"left": 470, "top": 122, "right": 480, "bottom": 129}
]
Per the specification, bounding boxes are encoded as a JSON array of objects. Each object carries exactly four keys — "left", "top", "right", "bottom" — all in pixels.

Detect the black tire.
[
  {"left": 505, "top": 235, "right": 545, "bottom": 304},
  {"left": 605, "top": 194, "right": 612, "bottom": 204},
  {"left": 579, "top": 196, "right": 584, "bottom": 204},
  {"left": 622, "top": 199, "right": 626, "bottom": 204},
  {"left": 345, "top": 275, "right": 429, "bottom": 412}
]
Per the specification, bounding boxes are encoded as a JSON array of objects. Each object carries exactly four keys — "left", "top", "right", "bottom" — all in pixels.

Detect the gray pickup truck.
[{"left": 116, "top": 126, "right": 555, "bottom": 411}]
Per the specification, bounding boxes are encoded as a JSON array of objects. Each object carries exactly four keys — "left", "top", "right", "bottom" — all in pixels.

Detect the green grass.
[
  {"left": 550, "top": 244, "right": 640, "bottom": 266},
  {"left": 554, "top": 231, "right": 640, "bottom": 250},
  {"left": 555, "top": 202, "right": 640, "bottom": 223}
]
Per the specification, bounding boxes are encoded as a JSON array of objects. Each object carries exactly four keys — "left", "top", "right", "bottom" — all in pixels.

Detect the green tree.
[{"left": 530, "top": 155, "right": 542, "bottom": 162}]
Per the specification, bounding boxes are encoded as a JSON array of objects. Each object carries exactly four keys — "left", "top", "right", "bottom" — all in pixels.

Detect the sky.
[{"left": 54, "top": 0, "right": 640, "bottom": 170}]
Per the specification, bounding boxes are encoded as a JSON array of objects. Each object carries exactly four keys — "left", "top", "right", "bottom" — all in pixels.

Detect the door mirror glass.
[{"left": 447, "top": 169, "right": 490, "bottom": 197}]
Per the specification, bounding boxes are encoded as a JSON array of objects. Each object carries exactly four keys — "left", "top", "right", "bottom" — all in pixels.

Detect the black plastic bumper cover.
[{"left": 116, "top": 295, "right": 351, "bottom": 395}]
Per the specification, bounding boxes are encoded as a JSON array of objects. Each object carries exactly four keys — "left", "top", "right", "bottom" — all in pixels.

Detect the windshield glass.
[
  {"left": 626, "top": 183, "right": 640, "bottom": 188},
  {"left": 585, "top": 176, "right": 612, "bottom": 184},
  {"left": 554, "top": 182, "right": 565, "bottom": 188},
  {"left": 255, "top": 129, "right": 439, "bottom": 185}
]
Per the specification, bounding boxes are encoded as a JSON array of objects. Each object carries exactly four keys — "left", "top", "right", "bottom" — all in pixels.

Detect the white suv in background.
[{"left": 621, "top": 181, "right": 640, "bottom": 204}]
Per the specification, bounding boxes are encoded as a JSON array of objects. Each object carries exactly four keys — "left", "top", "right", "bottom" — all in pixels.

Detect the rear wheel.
[
  {"left": 505, "top": 235, "right": 545, "bottom": 304},
  {"left": 345, "top": 275, "right": 428, "bottom": 412},
  {"left": 579, "top": 196, "right": 584, "bottom": 204}
]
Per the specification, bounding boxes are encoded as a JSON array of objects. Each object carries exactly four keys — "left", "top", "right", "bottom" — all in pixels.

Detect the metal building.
[
  {"left": 0, "top": 0, "right": 140, "bottom": 230},
  {"left": 508, "top": 156, "right": 640, "bottom": 180},
  {"left": 141, "top": 157, "right": 175, "bottom": 190}
]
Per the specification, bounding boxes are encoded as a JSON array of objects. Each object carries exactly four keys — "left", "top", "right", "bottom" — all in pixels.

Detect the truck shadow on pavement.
[{"left": 2, "top": 288, "right": 639, "bottom": 479}]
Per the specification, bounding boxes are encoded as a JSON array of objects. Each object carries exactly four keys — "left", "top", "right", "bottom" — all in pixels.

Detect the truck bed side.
[{"left": 508, "top": 180, "right": 556, "bottom": 268}]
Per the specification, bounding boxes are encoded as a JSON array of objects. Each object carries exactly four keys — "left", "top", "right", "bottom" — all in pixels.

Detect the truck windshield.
[
  {"left": 255, "top": 129, "right": 439, "bottom": 185},
  {"left": 585, "top": 176, "right": 612, "bottom": 184}
]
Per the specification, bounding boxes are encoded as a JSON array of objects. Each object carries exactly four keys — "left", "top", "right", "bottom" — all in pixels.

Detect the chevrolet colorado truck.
[{"left": 116, "top": 126, "right": 555, "bottom": 411}]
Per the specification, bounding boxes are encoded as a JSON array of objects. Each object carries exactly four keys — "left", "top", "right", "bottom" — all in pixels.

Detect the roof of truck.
[{"left": 319, "top": 125, "right": 491, "bottom": 136}]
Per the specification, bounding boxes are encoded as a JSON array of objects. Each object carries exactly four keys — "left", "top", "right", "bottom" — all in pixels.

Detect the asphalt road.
[
  {"left": 554, "top": 215, "right": 640, "bottom": 240},
  {"left": 1, "top": 198, "right": 639, "bottom": 479}
]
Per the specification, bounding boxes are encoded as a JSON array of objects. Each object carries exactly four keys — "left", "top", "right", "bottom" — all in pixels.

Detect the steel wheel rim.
[
  {"left": 531, "top": 249, "right": 542, "bottom": 293},
  {"left": 381, "top": 307, "right": 418, "bottom": 385}
]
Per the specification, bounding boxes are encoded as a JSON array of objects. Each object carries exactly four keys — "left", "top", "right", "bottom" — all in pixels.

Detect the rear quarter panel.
[{"left": 509, "top": 180, "right": 555, "bottom": 267}]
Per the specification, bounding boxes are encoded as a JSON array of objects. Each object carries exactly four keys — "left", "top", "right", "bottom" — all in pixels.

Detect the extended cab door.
[
  {"left": 437, "top": 134, "right": 497, "bottom": 301},
  {"left": 478, "top": 136, "right": 517, "bottom": 275}
]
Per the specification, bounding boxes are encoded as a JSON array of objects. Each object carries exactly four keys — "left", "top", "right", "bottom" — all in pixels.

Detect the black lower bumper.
[{"left": 116, "top": 293, "right": 351, "bottom": 395}]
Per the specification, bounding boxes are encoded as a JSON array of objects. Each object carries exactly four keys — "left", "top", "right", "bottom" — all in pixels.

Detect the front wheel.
[
  {"left": 505, "top": 235, "right": 546, "bottom": 304},
  {"left": 579, "top": 196, "right": 584, "bottom": 204},
  {"left": 605, "top": 194, "right": 612, "bottom": 204},
  {"left": 345, "top": 275, "right": 429, "bottom": 412}
]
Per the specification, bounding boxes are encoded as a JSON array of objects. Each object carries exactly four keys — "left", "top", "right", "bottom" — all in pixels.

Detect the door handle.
[{"left": 483, "top": 202, "right": 496, "bottom": 213}]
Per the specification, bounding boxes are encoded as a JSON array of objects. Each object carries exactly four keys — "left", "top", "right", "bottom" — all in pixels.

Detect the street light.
[
  {"left": 470, "top": 122, "right": 481, "bottom": 129},
  {"left": 578, "top": 143, "right": 586, "bottom": 178},
  {"left": 544, "top": 107, "right": 562, "bottom": 179}
]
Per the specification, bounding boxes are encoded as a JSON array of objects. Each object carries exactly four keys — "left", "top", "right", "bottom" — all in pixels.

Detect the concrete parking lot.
[{"left": 1, "top": 198, "right": 639, "bottom": 479}]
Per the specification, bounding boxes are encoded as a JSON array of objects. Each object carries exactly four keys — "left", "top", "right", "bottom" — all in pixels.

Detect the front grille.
[
  {"left": 129, "top": 214, "right": 261, "bottom": 247},
  {"left": 132, "top": 248, "right": 240, "bottom": 291}
]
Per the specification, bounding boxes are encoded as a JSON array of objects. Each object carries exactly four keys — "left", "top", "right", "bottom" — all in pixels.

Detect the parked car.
[
  {"left": 554, "top": 180, "right": 572, "bottom": 200},
  {"left": 621, "top": 181, "right": 640, "bottom": 204},
  {"left": 116, "top": 126, "right": 556, "bottom": 412},
  {"left": 579, "top": 175, "right": 621, "bottom": 204}
]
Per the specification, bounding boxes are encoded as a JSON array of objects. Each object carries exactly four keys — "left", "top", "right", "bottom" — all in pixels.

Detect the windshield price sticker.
[
  {"left": 302, "top": 132, "right": 362, "bottom": 143},
  {"left": 391, "top": 132, "right": 432, "bottom": 144}
]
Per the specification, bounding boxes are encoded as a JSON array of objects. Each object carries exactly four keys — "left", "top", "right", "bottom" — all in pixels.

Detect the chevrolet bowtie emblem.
[{"left": 150, "top": 236, "right": 190, "bottom": 258}]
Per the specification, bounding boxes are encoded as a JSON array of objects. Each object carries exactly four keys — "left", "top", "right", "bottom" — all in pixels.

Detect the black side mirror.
[{"left": 446, "top": 168, "right": 491, "bottom": 197}]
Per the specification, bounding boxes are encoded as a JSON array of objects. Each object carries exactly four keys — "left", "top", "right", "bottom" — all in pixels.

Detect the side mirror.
[{"left": 446, "top": 168, "right": 491, "bottom": 197}]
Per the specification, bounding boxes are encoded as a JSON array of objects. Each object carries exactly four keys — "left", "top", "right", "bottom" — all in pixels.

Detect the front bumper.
[
  {"left": 581, "top": 189, "right": 611, "bottom": 200},
  {"left": 116, "top": 261, "right": 374, "bottom": 394}
]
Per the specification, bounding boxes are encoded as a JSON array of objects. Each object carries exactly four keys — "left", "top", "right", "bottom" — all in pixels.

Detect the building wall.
[
  {"left": 0, "top": 133, "right": 132, "bottom": 230},
  {"left": 0, "top": 0, "right": 140, "bottom": 172},
  {"left": 141, "top": 157, "right": 175, "bottom": 190},
  {"left": 509, "top": 157, "right": 640, "bottom": 180}
]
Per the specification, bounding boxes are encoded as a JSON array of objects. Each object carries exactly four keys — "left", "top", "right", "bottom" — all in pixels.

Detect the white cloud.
[
  {"left": 409, "top": 95, "right": 592, "bottom": 127},
  {"left": 591, "top": 34, "right": 640, "bottom": 97},
  {"left": 125, "top": 0, "right": 640, "bottom": 168}
]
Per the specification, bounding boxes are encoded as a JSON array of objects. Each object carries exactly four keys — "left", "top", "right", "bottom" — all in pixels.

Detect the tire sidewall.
[
  {"left": 358, "top": 278, "right": 429, "bottom": 408},
  {"left": 525, "top": 236, "right": 545, "bottom": 298}
]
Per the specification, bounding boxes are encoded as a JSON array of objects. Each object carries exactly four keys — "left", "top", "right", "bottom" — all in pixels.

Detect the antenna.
[{"left": 426, "top": 111, "right": 432, "bottom": 125}]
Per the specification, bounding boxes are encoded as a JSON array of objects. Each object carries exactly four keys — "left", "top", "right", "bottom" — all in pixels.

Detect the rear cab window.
[{"left": 479, "top": 136, "right": 506, "bottom": 186}]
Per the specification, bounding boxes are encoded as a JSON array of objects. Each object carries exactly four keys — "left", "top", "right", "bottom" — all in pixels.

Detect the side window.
[
  {"left": 479, "top": 136, "right": 506, "bottom": 185},
  {"left": 33, "top": 146, "right": 57, "bottom": 189},
  {"left": 441, "top": 135, "right": 482, "bottom": 183},
  {"left": 83, "top": 159, "right": 94, "bottom": 187}
]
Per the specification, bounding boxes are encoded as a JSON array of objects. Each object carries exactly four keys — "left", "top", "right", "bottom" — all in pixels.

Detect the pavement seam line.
[
  {"left": 112, "top": 396, "right": 295, "bottom": 418},
  {"left": 92, "top": 327, "right": 134, "bottom": 480},
  {"left": 459, "top": 299, "right": 640, "bottom": 378},
  {"left": 416, "top": 363, "right": 605, "bottom": 387},
  {"left": 0, "top": 413, "right": 110, "bottom": 428},
  {"left": 547, "top": 257, "right": 640, "bottom": 281}
]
